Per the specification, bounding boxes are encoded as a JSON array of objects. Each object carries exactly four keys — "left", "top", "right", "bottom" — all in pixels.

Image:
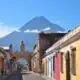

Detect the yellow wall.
[{"left": 60, "top": 39, "right": 80, "bottom": 80}]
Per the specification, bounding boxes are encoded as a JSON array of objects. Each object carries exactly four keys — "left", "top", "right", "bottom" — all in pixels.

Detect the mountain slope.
[
  {"left": 0, "top": 16, "right": 65, "bottom": 51},
  {"left": 19, "top": 16, "right": 64, "bottom": 32},
  {"left": 0, "top": 31, "right": 37, "bottom": 51}
]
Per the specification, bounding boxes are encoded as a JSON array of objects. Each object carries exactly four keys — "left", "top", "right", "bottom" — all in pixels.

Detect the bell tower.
[
  {"left": 9, "top": 44, "right": 13, "bottom": 57},
  {"left": 20, "top": 40, "right": 25, "bottom": 54}
]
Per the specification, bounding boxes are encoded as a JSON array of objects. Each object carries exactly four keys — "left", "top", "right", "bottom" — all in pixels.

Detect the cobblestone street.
[
  {"left": 0, "top": 71, "right": 46, "bottom": 80},
  {"left": 0, "top": 71, "right": 22, "bottom": 80},
  {"left": 22, "top": 71, "right": 45, "bottom": 80}
]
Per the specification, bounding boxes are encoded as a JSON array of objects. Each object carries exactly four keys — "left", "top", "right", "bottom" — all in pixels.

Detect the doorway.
[{"left": 66, "top": 51, "right": 71, "bottom": 80}]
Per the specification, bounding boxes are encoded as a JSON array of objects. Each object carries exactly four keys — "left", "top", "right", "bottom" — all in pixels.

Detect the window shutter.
[
  {"left": 71, "top": 48, "right": 76, "bottom": 75},
  {"left": 53, "top": 56, "right": 55, "bottom": 71}
]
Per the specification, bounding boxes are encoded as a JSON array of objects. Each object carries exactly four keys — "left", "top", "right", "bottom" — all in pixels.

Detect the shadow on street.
[
  {"left": 8, "top": 71, "right": 23, "bottom": 80},
  {"left": 0, "top": 71, "right": 23, "bottom": 80}
]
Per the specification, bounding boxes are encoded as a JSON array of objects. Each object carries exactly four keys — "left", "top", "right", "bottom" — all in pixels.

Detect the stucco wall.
[
  {"left": 60, "top": 39, "right": 80, "bottom": 80},
  {"left": 46, "top": 53, "right": 53, "bottom": 79},
  {"left": 42, "top": 58, "right": 47, "bottom": 76},
  {"left": 42, "top": 53, "right": 54, "bottom": 79}
]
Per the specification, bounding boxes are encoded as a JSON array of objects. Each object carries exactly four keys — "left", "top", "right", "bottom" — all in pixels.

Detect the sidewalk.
[{"left": 31, "top": 71, "right": 52, "bottom": 80}]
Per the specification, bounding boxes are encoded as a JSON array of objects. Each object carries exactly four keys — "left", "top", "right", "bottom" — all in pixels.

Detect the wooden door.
[{"left": 66, "top": 51, "right": 71, "bottom": 80}]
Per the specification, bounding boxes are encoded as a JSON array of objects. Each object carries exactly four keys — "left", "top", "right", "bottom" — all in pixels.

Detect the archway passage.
[
  {"left": 13, "top": 52, "right": 31, "bottom": 71},
  {"left": 65, "top": 51, "right": 71, "bottom": 80},
  {"left": 16, "top": 56, "right": 29, "bottom": 71}
]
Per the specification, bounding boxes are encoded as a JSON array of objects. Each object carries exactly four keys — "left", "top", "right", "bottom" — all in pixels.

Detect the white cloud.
[
  {"left": 57, "top": 30, "right": 66, "bottom": 33},
  {"left": 24, "top": 29, "right": 30, "bottom": 32},
  {"left": 31, "top": 29, "right": 40, "bottom": 33},
  {"left": 24, "top": 27, "right": 51, "bottom": 33},
  {"left": 42, "top": 27, "right": 51, "bottom": 31},
  {"left": 0, "top": 23, "right": 19, "bottom": 38},
  {"left": 24, "top": 29, "right": 40, "bottom": 33}
]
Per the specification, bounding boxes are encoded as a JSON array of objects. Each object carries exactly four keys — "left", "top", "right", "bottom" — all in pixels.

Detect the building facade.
[
  {"left": 45, "top": 25, "right": 80, "bottom": 80},
  {"left": 0, "top": 52, "right": 4, "bottom": 74},
  {"left": 59, "top": 26, "right": 80, "bottom": 80},
  {"left": 31, "top": 32, "right": 65, "bottom": 73},
  {"left": 0, "top": 47, "right": 7, "bottom": 74},
  {"left": 31, "top": 41, "right": 40, "bottom": 72},
  {"left": 45, "top": 50, "right": 61, "bottom": 80}
]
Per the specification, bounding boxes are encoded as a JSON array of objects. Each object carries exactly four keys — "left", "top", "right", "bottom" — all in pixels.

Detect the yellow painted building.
[
  {"left": 46, "top": 25, "right": 80, "bottom": 80},
  {"left": 58, "top": 25, "right": 80, "bottom": 80},
  {"left": 60, "top": 39, "right": 80, "bottom": 80}
]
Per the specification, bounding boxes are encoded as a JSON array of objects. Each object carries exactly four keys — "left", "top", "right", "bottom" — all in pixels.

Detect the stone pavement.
[
  {"left": 22, "top": 71, "right": 52, "bottom": 80},
  {"left": 0, "top": 74, "right": 8, "bottom": 80},
  {"left": 22, "top": 71, "right": 45, "bottom": 80},
  {"left": 32, "top": 72, "right": 52, "bottom": 80},
  {"left": 0, "top": 71, "right": 22, "bottom": 80},
  {"left": 0, "top": 71, "right": 52, "bottom": 80}
]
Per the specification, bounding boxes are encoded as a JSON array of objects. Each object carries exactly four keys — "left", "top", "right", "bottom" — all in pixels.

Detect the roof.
[
  {"left": 46, "top": 25, "right": 80, "bottom": 53},
  {"left": 0, "top": 46, "right": 9, "bottom": 50},
  {"left": 0, "top": 47, "right": 6, "bottom": 57},
  {"left": 39, "top": 32, "right": 66, "bottom": 51}
]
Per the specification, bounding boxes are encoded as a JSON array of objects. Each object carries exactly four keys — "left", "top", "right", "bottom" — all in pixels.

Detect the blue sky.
[{"left": 0, "top": 0, "right": 80, "bottom": 37}]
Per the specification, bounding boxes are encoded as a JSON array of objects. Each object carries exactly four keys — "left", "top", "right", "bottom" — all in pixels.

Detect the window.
[
  {"left": 61, "top": 52, "right": 63, "bottom": 73},
  {"left": 71, "top": 48, "right": 76, "bottom": 75}
]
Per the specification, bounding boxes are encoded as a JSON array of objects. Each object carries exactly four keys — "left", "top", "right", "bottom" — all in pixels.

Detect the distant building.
[
  {"left": 2, "top": 46, "right": 10, "bottom": 60},
  {"left": 9, "top": 44, "right": 13, "bottom": 57},
  {"left": 0, "top": 47, "right": 5, "bottom": 74},
  {"left": 1, "top": 45, "right": 17, "bottom": 73},
  {"left": 13, "top": 41, "right": 31, "bottom": 71},
  {"left": 0, "top": 47, "right": 10, "bottom": 74},
  {"left": 31, "top": 32, "right": 66, "bottom": 73}
]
